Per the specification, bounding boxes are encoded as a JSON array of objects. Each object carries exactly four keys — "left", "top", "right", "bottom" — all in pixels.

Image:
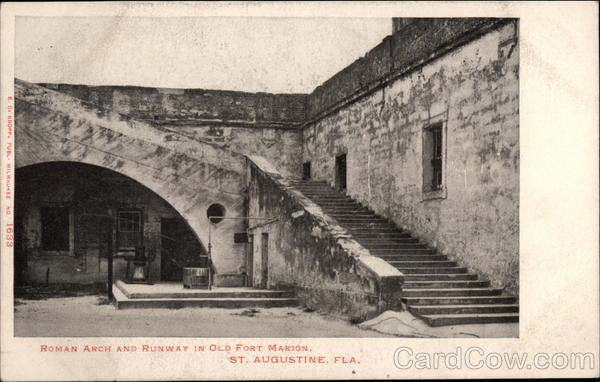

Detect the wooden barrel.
[{"left": 183, "top": 267, "right": 209, "bottom": 289}]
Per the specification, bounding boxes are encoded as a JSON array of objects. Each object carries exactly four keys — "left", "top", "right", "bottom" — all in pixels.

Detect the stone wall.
[
  {"left": 247, "top": 156, "right": 403, "bottom": 320},
  {"left": 15, "top": 80, "right": 250, "bottom": 286},
  {"left": 37, "top": 83, "right": 307, "bottom": 126},
  {"left": 38, "top": 83, "right": 307, "bottom": 177},
  {"left": 306, "top": 18, "right": 512, "bottom": 120},
  {"left": 303, "top": 21, "right": 519, "bottom": 295},
  {"left": 176, "top": 125, "right": 302, "bottom": 178}
]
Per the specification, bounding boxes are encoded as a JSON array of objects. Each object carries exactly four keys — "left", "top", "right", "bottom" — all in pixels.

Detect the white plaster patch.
[
  {"left": 291, "top": 210, "right": 305, "bottom": 219},
  {"left": 246, "top": 155, "right": 282, "bottom": 178},
  {"left": 310, "top": 225, "right": 322, "bottom": 238}
]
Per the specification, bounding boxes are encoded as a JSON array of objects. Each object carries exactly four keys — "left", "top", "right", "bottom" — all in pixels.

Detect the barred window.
[{"left": 117, "top": 209, "right": 142, "bottom": 251}]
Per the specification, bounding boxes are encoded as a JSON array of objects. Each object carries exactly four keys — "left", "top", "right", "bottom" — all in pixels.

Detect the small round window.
[{"left": 207, "top": 203, "right": 226, "bottom": 224}]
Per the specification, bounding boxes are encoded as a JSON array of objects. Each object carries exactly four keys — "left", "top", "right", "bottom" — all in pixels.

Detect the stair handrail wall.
[{"left": 246, "top": 155, "right": 404, "bottom": 321}]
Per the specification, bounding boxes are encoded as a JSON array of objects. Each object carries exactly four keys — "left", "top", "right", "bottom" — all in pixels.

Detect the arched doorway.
[{"left": 15, "top": 162, "right": 207, "bottom": 287}]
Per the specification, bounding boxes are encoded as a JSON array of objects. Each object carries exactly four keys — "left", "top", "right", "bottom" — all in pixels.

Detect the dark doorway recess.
[
  {"left": 161, "top": 218, "right": 207, "bottom": 281},
  {"left": 335, "top": 153, "right": 347, "bottom": 192},
  {"left": 302, "top": 162, "right": 311, "bottom": 180}
]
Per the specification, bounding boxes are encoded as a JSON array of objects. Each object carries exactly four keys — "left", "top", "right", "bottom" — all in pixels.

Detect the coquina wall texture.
[
  {"left": 15, "top": 80, "right": 250, "bottom": 286},
  {"left": 247, "top": 156, "right": 404, "bottom": 320},
  {"left": 38, "top": 83, "right": 306, "bottom": 177},
  {"left": 303, "top": 21, "right": 519, "bottom": 295}
]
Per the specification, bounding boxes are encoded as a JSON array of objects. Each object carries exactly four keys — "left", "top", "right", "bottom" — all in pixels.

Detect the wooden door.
[
  {"left": 260, "top": 233, "right": 269, "bottom": 289},
  {"left": 246, "top": 234, "right": 254, "bottom": 287}
]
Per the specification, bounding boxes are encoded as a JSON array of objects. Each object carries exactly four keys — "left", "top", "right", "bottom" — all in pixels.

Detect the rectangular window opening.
[
  {"left": 117, "top": 209, "right": 143, "bottom": 253},
  {"left": 431, "top": 124, "right": 443, "bottom": 191},
  {"left": 422, "top": 121, "right": 446, "bottom": 198},
  {"left": 41, "top": 207, "right": 70, "bottom": 251}
]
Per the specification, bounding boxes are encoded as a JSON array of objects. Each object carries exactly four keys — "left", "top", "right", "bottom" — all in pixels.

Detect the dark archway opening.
[{"left": 14, "top": 161, "right": 207, "bottom": 291}]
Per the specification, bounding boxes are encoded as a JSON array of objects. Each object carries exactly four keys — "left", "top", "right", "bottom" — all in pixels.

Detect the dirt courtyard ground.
[{"left": 13, "top": 296, "right": 393, "bottom": 337}]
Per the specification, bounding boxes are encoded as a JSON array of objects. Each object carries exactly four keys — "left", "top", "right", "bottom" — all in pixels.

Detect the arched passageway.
[
  {"left": 15, "top": 80, "right": 251, "bottom": 287},
  {"left": 15, "top": 162, "right": 208, "bottom": 285}
]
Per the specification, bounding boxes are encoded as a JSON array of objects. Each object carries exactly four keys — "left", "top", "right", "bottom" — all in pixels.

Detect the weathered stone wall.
[
  {"left": 38, "top": 83, "right": 306, "bottom": 177},
  {"left": 175, "top": 125, "right": 302, "bottom": 178},
  {"left": 37, "top": 84, "right": 307, "bottom": 126},
  {"left": 16, "top": 163, "right": 186, "bottom": 284},
  {"left": 247, "top": 156, "right": 403, "bottom": 320},
  {"left": 306, "top": 18, "right": 512, "bottom": 120},
  {"left": 303, "top": 22, "right": 519, "bottom": 295},
  {"left": 15, "top": 80, "right": 250, "bottom": 286}
]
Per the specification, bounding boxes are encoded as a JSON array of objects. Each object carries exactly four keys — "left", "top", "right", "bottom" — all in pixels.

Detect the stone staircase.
[{"left": 290, "top": 180, "right": 518, "bottom": 327}]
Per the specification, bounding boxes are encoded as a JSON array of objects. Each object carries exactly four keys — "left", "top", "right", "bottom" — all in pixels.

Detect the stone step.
[
  {"left": 364, "top": 243, "right": 427, "bottom": 249},
  {"left": 402, "top": 288, "right": 503, "bottom": 297},
  {"left": 307, "top": 196, "right": 353, "bottom": 201},
  {"left": 329, "top": 214, "right": 377, "bottom": 218},
  {"left": 304, "top": 194, "right": 352, "bottom": 201},
  {"left": 356, "top": 237, "right": 420, "bottom": 244},
  {"left": 292, "top": 184, "right": 334, "bottom": 188},
  {"left": 371, "top": 248, "right": 436, "bottom": 254},
  {"left": 347, "top": 227, "right": 404, "bottom": 234},
  {"left": 378, "top": 252, "right": 449, "bottom": 262},
  {"left": 391, "top": 261, "right": 458, "bottom": 268},
  {"left": 403, "top": 295, "right": 517, "bottom": 305},
  {"left": 295, "top": 184, "right": 337, "bottom": 188},
  {"left": 298, "top": 189, "right": 346, "bottom": 193},
  {"left": 403, "top": 274, "right": 479, "bottom": 281},
  {"left": 115, "top": 297, "right": 299, "bottom": 310},
  {"left": 376, "top": 255, "right": 448, "bottom": 261},
  {"left": 323, "top": 208, "right": 373, "bottom": 214},
  {"left": 289, "top": 181, "right": 328, "bottom": 185},
  {"left": 302, "top": 193, "right": 346, "bottom": 198},
  {"left": 324, "top": 210, "right": 374, "bottom": 216},
  {"left": 317, "top": 203, "right": 364, "bottom": 207},
  {"left": 418, "top": 313, "right": 519, "bottom": 327},
  {"left": 351, "top": 232, "right": 412, "bottom": 238},
  {"left": 112, "top": 287, "right": 297, "bottom": 310},
  {"left": 296, "top": 190, "right": 341, "bottom": 195},
  {"left": 333, "top": 217, "right": 389, "bottom": 224},
  {"left": 116, "top": 285, "right": 296, "bottom": 300},
  {"left": 404, "top": 280, "right": 490, "bottom": 288},
  {"left": 336, "top": 220, "right": 394, "bottom": 226},
  {"left": 290, "top": 184, "right": 331, "bottom": 189},
  {"left": 321, "top": 204, "right": 368, "bottom": 209},
  {"left": 408, "top": 304, "right": 518, "bottom": 315},
  {"left": 310, "top": 197, "right": 354, "bottom": 202},
  {"left": 339, "top": 220, "right": 394, "bottom": 226},
  {"left": 397, "top": 267, "right": 469, "bottom": 274}
]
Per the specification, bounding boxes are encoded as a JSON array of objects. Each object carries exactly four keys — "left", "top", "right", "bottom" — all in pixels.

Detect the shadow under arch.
[
  {"left": 16, "top": 160, "right": 209, "bottom": 252},
  {"left": 15, "top": 160, "right": 210, "bottom": 286}
]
